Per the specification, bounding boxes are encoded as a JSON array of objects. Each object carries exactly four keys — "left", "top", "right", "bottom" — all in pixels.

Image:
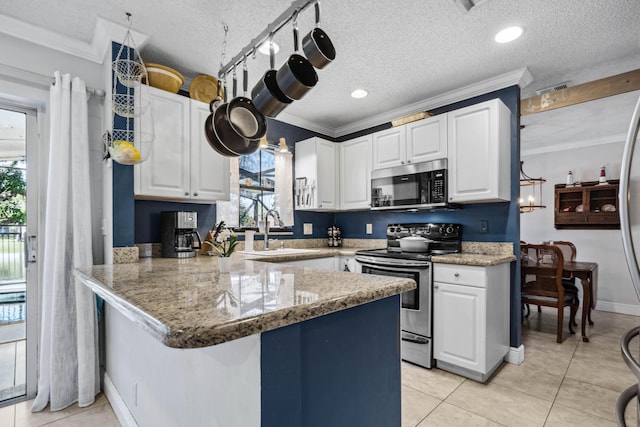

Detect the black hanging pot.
[
  {"left": 276, "top": 15, "right": 318, "bottom": 100},
  {"left": 251, "top": 35, "right": 293, "bottom": 118},
  {"left": 205, "top": 98, "right": 236, "bottom": 157},
  {"left": 205, "top": 66, "right": 267, "bottom": 157},
  {"left": 302, "top": 1, "right": 336, "bottom": 69}
]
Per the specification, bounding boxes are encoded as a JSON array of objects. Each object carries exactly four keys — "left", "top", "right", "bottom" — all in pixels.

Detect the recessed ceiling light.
[
  {"left": 494, "top": 26, "right": 523, "bottom": 43},
  {"left": 258, "top": 40, "right": 280, "bottom": 55},
  {"left": 351, "top": 89, "right": 368, "bottom": 99}
]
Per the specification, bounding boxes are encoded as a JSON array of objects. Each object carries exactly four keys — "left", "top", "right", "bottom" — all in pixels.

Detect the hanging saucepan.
[
  {"left": 276, "top": 13, "right": 318, "bottom": 100},
  {"left": 214, "top": 64, "right": 266, "bottom": 156},
  {"left": 251, "top": 34, "right": 294, "bottom": 118},
  {"left": 204, "top": 79, "right": 237, "bottom": 157},
  {"left": 302, "top": 1, "right": 335, "bottom": 69}
]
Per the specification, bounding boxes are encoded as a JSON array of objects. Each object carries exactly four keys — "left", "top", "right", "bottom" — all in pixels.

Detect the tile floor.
[
  {"left": 402, "top": 307, "right": 640, "bottom": 426},
  {"left": 0, "top": 308, "right": 637, "bottom": 426}
]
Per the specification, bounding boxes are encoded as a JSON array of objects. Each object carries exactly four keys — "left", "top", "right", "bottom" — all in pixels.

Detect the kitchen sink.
[{"left": 239, "top": 248, "right": 322, "bottom": 256}]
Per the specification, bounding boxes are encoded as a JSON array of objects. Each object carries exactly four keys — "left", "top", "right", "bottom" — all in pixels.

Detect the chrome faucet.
[{"left": 263, "top": 209, "right": 284, "bottom": 250}]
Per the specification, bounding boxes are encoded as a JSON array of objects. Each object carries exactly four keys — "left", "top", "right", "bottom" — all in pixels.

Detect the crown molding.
[
  {"left": 521, "top": 132, "right": 626, "bottom": 157},
  {"left": 275, "top": 68, "right": 533, "bottom": 139},
  {"left": 0, "top": 14, "right": 149, "bottom": 64},
  {"left": 331, "top": 68, "right": 534, "bottom": 138},
  {"left": 273, "top": 111, "right": 337, "bottom": 139}
]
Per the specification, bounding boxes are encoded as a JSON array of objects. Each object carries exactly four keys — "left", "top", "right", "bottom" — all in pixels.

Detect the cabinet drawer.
[{"left": 434, "top": 264, "right": 486, "bottom": 287}]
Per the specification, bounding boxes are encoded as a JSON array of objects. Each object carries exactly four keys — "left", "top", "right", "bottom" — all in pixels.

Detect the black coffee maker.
[{"left": 161, "top": 211, "right": 202, "bottom": 258}]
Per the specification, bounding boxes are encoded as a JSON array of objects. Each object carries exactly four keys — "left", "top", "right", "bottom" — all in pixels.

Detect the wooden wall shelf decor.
[{"left": 554, "top": 179, "right": 620, "bottom": 229}]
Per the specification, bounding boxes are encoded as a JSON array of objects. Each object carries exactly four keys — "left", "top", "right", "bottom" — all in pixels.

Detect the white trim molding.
[
  {"left": 505, "top": 344, "right": 525, "bottom": 365},
  {"left": 0, "top": 14, "right": 149, "bottom": 64},
  {"left": 104, "top": 373, "right": 139, "bottom": 427},
  {"left": 278, "top": 67, "right": 532, "bottom": 138},
  {"left": 596, "top": 301, "right": 640, "bottom": 317}
]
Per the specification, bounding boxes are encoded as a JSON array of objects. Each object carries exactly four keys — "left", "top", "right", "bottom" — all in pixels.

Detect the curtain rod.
[{"left": 0, "top": 63, "right": 106, "bottom": 98}]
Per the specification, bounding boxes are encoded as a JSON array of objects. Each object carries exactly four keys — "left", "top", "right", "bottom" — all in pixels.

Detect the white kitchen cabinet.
[
  {"left": 405, "top": 114, "right": 448, "bottom": 164},
  {"left": 294, "top": 137, "right": 338, "bottom": 211},
  {"left": 372, "top": 126, "right": 405, "bottom": 170},
  {"left": 447, "top": 99, "right": 511, "bottom": 203},
  {"left": 284, "top": 257, "right": 336, "bottom": 270},
  {"left": 372, "top": 115, "right": 448, "bottom": 170},
  {"left": 335, "top": 254, "right": 360, "bottom": 273},
  {"left": 339, "top": 135, "right": 372, "bottom": 210},
  {"left": 134, "top": 87, "right": 229, "bottom": 202},
  {"left": 433, "top": 262, "right": 509, "bottom": 382}
]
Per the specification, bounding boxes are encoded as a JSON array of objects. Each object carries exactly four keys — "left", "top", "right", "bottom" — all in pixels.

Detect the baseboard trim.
[
  {"left": 505, "top": 345, "right": 525, "bottom": 365},
  {"left": 595, "top": 301, "right": 640, "bottom": 316},
  {"left": 103, "top": 373, "right": 138, "bottom": 427}
]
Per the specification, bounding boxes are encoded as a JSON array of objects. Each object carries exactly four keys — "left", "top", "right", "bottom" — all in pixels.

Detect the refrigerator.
[{"left": 618, "top": 94, "right": 640, "bottom": 426}]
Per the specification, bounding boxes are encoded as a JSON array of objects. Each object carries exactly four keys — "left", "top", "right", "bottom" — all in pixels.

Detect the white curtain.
[
  {"left": 32, "top": 72, "right": 99, "bottom": 412},
  {"left": 274, "top": 151, "right": 294, "bottom": 226}
]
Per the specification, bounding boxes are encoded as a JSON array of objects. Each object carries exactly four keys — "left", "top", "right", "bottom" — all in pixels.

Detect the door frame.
[{"left": 0, "top": 101, "right": 40, "bottom": 402}]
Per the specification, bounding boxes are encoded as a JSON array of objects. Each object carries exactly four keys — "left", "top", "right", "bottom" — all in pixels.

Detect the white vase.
[{"left": 217, "top": 257, "right": 231, "bottom": 273}]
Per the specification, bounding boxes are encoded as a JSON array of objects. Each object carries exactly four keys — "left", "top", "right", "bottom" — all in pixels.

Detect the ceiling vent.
[{"left": 535, "top": 81, "right": 571, "bottom": 96}]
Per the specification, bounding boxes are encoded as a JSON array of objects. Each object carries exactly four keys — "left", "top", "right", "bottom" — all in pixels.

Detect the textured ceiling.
[{"left": 2, "top": 0, "right": 640, "bottom": 136}]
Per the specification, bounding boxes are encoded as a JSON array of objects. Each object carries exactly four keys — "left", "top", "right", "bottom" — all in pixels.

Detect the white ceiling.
[{"left": 1, "top": 0, "right": 639, "bottom": 138}]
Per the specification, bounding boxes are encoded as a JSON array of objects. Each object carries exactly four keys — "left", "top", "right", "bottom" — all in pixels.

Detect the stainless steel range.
[{"left": 355, "top": 223, "right": 462, "bottom": 368}]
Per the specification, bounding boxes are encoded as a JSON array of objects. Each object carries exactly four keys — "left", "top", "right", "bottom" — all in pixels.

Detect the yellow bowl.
[{"left": 145, "top": 63, "right": 184, "bottom": 93}]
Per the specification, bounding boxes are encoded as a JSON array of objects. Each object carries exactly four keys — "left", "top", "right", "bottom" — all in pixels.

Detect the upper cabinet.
[
  {"left": 134, "top": 87, "right": 229, "bottom": 203},
  {"left": 339, "top": 135, "right": 372, "bottom": 210},
  {"left": 447, "top": 99, "right": 511, "bottom": 204},
  {"left": 372, "top": 127, "right": 405, "bottom": 170},
  {"left": 372, "top": 115, "right": 448, "bottom": 170},
  {"left": 294, "top": 137, "right": 338, "bottom": 211}
]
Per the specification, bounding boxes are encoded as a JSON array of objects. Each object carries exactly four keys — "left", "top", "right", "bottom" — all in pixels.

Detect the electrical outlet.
[
  {"left": 479, "top": 220, "right": 488, "bottom": 233},
  {"left": 366, "top": 224, "right": 373, "bottom": 234},
  {"left": 303, "top": 223, "right": 313, "bottom": 235}
]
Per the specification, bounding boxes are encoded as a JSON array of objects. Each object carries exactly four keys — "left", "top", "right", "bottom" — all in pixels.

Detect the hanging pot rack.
[{"left": 218, "top": 0, "right": 314, "bottom": 78}]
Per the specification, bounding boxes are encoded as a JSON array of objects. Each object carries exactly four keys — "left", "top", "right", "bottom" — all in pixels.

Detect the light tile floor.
[
  {"left": 402, "top": 307, "right": 640, "bottom": 426},
  {"left": 0, "top": 308, "right": 637, "bottom": 427}
]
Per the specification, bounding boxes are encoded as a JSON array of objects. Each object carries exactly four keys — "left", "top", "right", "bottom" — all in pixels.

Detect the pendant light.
[{"left": 519, "top": 161, "right": 546, "bottom": 213}]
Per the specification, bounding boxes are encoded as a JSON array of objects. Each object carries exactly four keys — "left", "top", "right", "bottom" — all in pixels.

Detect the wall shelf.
[{"left": 554, "top": 179, "right": 620, "bottom": 229}]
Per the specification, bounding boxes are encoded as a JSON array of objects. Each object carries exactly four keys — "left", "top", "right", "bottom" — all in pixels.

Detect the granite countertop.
[
  {"left": 431, "top": 241, "right": 516, "bottom": 266},
  {"left": 75, "top": 255, "right": 414, "bottom": 349},
  {"left": 431, "top": 253, "right": 516, "bottom": 266}
]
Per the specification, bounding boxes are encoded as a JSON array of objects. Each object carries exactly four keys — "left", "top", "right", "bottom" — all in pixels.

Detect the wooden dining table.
[{"left": 563, "top": 261, "right": 598, "bottom": 342}]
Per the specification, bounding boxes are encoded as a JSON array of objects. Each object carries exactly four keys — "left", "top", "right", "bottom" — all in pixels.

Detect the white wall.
[
  {"left": 520, "top": 141, "right": 640, "bottom": 315},
  {"left": 105, "top": 304, "right": 261, "bottom": 427}
]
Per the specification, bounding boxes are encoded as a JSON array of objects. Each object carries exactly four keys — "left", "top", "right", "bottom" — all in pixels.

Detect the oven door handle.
[{"left": 356, "top": 256, "right": 431, "bottom": 270}]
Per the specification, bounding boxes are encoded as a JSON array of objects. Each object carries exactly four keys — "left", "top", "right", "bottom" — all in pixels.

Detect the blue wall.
[{"left": 261, "top": 295, "right": 401, "bottom": 427}]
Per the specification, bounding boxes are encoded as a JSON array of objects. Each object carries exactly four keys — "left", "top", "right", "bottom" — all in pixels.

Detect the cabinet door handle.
[
  {"left": 193, "top": 192, "right": 198, "bottom": 197},
  {"left": 401, "top": 161, "right": 405, "bottom": 165},
  {"left": 454, "top": 273, "right": 460, "bottom": 277},
  {"left": 184, "top": 192, "right": 190, "bottom": 196},
  {"left": 407, "top": 160, "right": 411, "bottom": 164},
  {"left": 319, "top": 204, "right": 323, "bottom": 207},
  {"left": 434, "top": 284, "right": 439, "bottom": 289}
]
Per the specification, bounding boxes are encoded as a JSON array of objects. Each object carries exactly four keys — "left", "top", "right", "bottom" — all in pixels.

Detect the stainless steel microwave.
[{"left": 371, "top": 159, "right": 448, "bottom": 210}]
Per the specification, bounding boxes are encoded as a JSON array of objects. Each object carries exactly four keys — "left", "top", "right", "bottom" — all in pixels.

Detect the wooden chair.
[{"left": 521, "top": 244, "right": 579, "bottom": 343}]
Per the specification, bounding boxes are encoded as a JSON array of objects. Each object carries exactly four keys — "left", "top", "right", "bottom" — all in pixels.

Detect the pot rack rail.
[{"left": 218, "top": 0, "right": 314, "bottom": 77}]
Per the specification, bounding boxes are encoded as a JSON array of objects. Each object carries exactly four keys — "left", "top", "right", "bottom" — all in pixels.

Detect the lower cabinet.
[
  {"left": 281, "top": 254, "right": 360, "bottom": 272},
  {"left": 433, "top": 262, "right": 509, "bottom": 382}
]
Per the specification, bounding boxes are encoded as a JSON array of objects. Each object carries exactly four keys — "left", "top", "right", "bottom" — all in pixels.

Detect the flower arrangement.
[{"left": 204, "top": 221, "right": 238, "bottom": 257}]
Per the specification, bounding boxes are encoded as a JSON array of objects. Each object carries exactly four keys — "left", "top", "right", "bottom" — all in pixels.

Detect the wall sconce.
[{"left": 519, "top": 161, "right": 546, "bottom": 213}]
